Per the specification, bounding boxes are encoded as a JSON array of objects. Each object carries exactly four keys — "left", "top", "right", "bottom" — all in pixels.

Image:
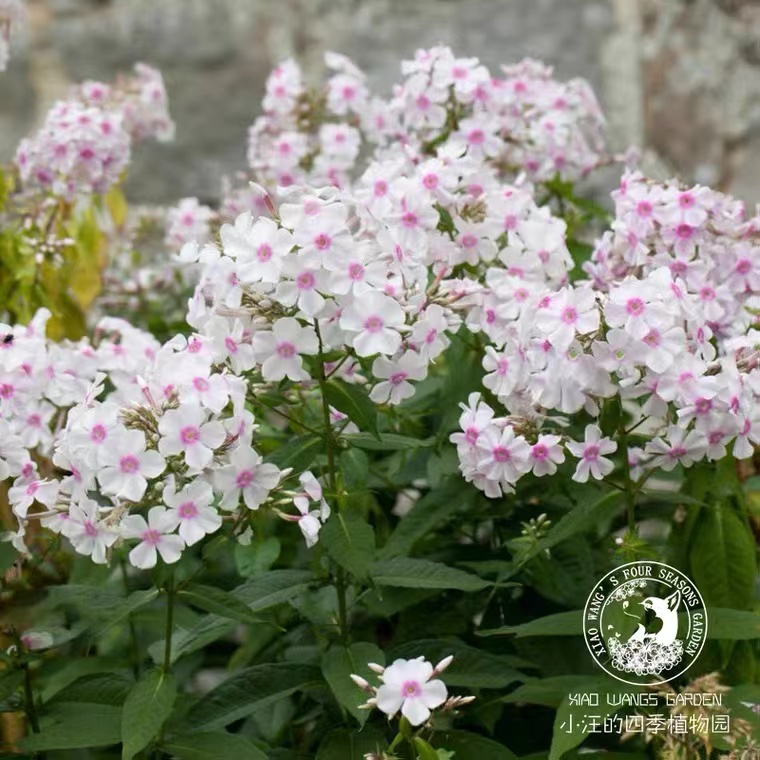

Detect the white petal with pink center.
[{"left": 375, "top": 657, "right": 448, "bottom": 726}]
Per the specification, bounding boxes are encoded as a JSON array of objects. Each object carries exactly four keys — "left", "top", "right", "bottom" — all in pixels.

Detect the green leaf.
[
  {"left": 415, "top": 737, "right": 440, "bottom": 760},
  {"left": 689, "top": 501, "right": 756, "bottom": 610},
  {"left": 151, "top": 616, "right": 235, "bottom": 666},
  {"left": 479, "top": 610, "right": 582, "bottom": 638},
  {"left": 339, "top": 447, "right": 369, "bottom": 490},
  {"left": 535, "top": 492, "right": 623, "bottom": 556},
  {"left": 184, "top": 663, "right": 321, "bottom": 731},
  {"left": 235, "top": 537, "right": 281, "bottom": 578},
  {"left": 371, "top": 558, "right": 491, "bottom": 591},
  {"left": 0, "top": 671, "right": 22, "bottom": 702},
  {"left": 233, "top": 569, "right": 315, "bottom": 611},
  {"left": 324, "top": 378, "right": 379, "bottom": 436},
  {"left": 266, "top": 435, "right": 323, "bottom": 471},
  {"left": 22, "top": 704, "right": 121, "bottom": 751},
  {"left": 321, "top": 642, "right": 385, "bottom": 725},
  {"left": 320, "top": 511, "right": 376, "bottom": 580},
  {"left": 432, "top": 731, "right": 519, "bottom": 760},
  {"left": 179, "top": 583, "right": 264, "bottom": 624},
  {"left": 380, "top": 479, "right": 476, "bottom": 559},
  {"left": 164, "top": 732, "right": 269, "bottom": 759},
  {"left": 344, "top": 433, "right": 436, "bottom": 451},
  {"left": 315, "top": 727, "right": 386, "bottom": 760},
  {"left": 388, "top": 639, "right": 525, "bottom": 689},
  {"left": 39, "top": 658, "right": 128, "bottom": 703},
  {"left": 707, "top": 608, "right": 760, "bottom": 639},
  {"left": 154, "top": 571, "right": 313, "bottom": 664},
  {"left": 49, "top": 673, "right": 134, "bottom": 707},
  {"left": 121, "top": 669, "right": 176, "bottom": 760}
]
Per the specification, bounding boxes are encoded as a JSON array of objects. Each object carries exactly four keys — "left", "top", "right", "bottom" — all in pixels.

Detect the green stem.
[
  {"left": 10, "top": 628, "right": 41, "bottom": 744},
  {"left": 314, "top": 320, "right": 348, "bottom": 641},
  {"left": 119, "top": 557, "right": 141, "bottom": 679},
  {"left": 21, "top": 661, "right": 40, "bottom": 736},
  {"left": 162, "top": 572, "right": 176, "bottom": 675},
  {"left": 251, "top": 397, "right": 322, "bottom": 436},
  {"left": 314, "top": 321, "right": 337, "bottom": 490},
  {"left": 618, "top": 430, "right": 636, "bottom": 530}
]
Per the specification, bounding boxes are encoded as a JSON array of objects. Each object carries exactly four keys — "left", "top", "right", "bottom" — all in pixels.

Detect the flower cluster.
[
  {"left": 1, "top": 310, "right": 329, "bottom": 567},
  {"left": 73, "top": 63, "right": 175, "bottom": 144},
  {"left": 14, "top": 63, "right": 173, "bottom": 198},
  {"left": 350, "top": 655, "right": 474, "bottom": 727},
  {"left": 164, "top": 197, "right": 215, "bottom": 251},
  {"left": 15, "top": 101, "right": 131, "bottom": 199},
  {"left": 451, "top": 172, "right": 760, "bottom": 497},
  {"left": 245, "top": 46, "right": 608, "bottom": 191}
]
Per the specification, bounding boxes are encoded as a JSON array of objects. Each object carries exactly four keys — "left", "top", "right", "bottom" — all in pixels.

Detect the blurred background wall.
[{"left": 3, "top": 0, "right": 760, "bottom": 204}]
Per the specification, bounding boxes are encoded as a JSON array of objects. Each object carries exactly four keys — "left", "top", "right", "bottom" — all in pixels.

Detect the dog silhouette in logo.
[{"left": 625, "top": 590, "right": 680, "bottom": 645}]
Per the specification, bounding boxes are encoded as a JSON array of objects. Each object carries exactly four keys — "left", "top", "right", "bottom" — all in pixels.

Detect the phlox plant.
[{"left": 0, "top": 32, "right": 759, "bottom": 760}]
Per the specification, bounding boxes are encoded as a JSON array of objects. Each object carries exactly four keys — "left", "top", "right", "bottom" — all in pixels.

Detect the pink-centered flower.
[
  {"left": 375, "top": 657, "right": 448, "bottom": 726},
  {"left": 98, "top": 429, "right": 166, "bottom": 502},
  {"left": 216, "top": 445, "right": 282, "bottom": 511},
  {"left": 163, "top": 479, "right": 222, "bottom": 546},
  {"left": 566, "top": 425, "right": 617, "bottom": 483},
  {"left": 120, "top": 506, "right": 185, "bottom": 570},
  {"left": 158, "top": 403, "right": 226, "bottom": 471},
  {"left": 339, "top": 292, "right": 405, "bottom": 357}
]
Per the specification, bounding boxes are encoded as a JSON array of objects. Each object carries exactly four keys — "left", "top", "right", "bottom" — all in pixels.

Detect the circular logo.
[{"left": 583, "top": 561, "right": 708, "bottom": 685}]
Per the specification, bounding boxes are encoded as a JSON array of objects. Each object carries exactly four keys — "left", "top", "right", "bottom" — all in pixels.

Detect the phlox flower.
[
  {"left": 163, "top": 479, "right": 222, "bottom": 546},
  {"left": 289, "top": 471, "right": 331, "bottom": 548},
  {"left": 216, "top": 446, "right": 282, "bottom": 511},
  {"left": 528, "top": 434, "right": 566, "bottom": 477},
  {"left": 158, "top": 403, "right": 226, "bottom": 471},
  {"left": 121, "top": 506, "right": 184, "bottom": 570},
  {"left": 339, "top": 292, "right": 405, "bottom": 357},
  {"left": 251, "top": 317, "right": 318, "bottom": 382},
  {"left": 63, "top": 498, "right": 118, "bottom": 564},
  {"left": 566, "top": 425, "right": 617, "bottom": 483},
  {"left": 476, "top": 425, "right": 531, "bottom": 487},
  {"left": 534, "top": 286, "right": 599, "bottom": 352},
  {"left": 370, "top": 352, "right": 428, "bottom": 405},
  {"left": 375, "top": 657, "right": 448, "bottom": 726},
  {"left": 98, "top": 429, "right": 165, "bottom": 502}
]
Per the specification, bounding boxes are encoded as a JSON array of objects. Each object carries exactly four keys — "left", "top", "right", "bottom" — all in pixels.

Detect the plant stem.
[
  {"left": 9, "top": 628, "right": 41, "bottom": 741},
  {"left": 21, "top": 661, "right": 40, "bottom": 736},
  {"left": 314, "top": 320, "right": 348, "bottom": 640},
  {"left": 314, "top": 321, "right": 337, "bottom": 491},
  {"left": 162, "top": 571, "right": 176, "bottom": 675},
  {"left": 119, "top": 557, "right": 141, "bottom": 679},
  {"left": 618, "top": 429, "right": 636, "bottom": 530}
]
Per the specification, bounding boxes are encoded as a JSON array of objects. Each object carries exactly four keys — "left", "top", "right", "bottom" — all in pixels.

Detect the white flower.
[
  {"left": 566, "top": 425, "right": 617, "bottom": 483},
  {"left": 216, "top": 446, "right": 282, "bottom": 511},
  {"left": 370, "top": 351, "right": 427, "bottom": 405},
  {"left": 291, "top": 472, "right": 331, "bottom": 548},
  {"left": 339, "top": 292, "right": 405, "bottom": 357},
  {"left": 158, "top": 403, "right": 226, "bottom": 471},
  {"left": 644, "top": 426, "right": 707, "bottom": 471},
  {"left": 63, "top": 498, "right": 118, "bottom": 564},
  {"left": 529, "top": 434, "right": 566, "bottom": 477},
  {"left": 98, "top": 430, "right": 165, "bottom": 502},
  {"left": 375, "top": 657, "right": 448, "bottom": 726},
  {"left": 251, "top": 317, "right": 318, "bottom": 382},
  {"left": 120, "top": 506, "right": 185, "bottom": 569},
  {"left": 163, "top": 479, "right": 222, "bottom": 546}
]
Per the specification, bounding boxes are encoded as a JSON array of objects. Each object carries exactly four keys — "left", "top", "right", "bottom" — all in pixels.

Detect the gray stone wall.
[{"left": 3, "top": 0, "right": 760, "bottom": 205}]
